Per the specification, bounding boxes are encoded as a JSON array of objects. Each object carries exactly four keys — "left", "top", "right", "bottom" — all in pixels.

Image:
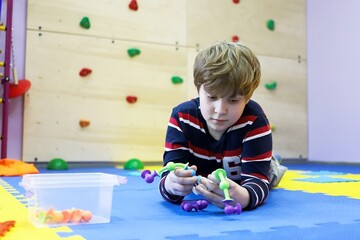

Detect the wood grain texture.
[{"left": 23, "top": 0, "right": 307, "bottom": 162}]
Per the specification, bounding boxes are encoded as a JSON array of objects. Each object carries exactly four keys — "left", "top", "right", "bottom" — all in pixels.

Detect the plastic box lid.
[{"left": 20, "top": 172, "right": 127, "bottom": 192}]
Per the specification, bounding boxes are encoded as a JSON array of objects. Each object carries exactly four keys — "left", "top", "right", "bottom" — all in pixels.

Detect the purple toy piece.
[
  {"left": 181, "top": 200, "right": 209, "bottom": 212},
  {"left": 181, "top": 202, "right": 194, "bottom": 212},
  {"left": 141, "top": 169, "right": 158, "bottom": 183},
  {"left": 196, "top": 200, "right": 208, "bottom": 210},
  {"left": 224, "top": 202, "right": 242, "bottom": 215}
]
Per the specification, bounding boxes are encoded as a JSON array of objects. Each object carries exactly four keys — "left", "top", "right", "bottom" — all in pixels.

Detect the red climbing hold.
[
  {"left": 79, "top": 68, "right": 92, "bottom": 77},
  {"left": 233, "top": 0, "right": 240, "bottom": 4},
  {"left": 9, "top": 79, "right": 31, "bottom": 98},
  {"left": 232, "top": 35, "right": 239, "bottom": 42},
  {"left": 126, "top": 95, "right": 138, "bottom": 104},
  {"left": 129, "top": 0, "right": 138, "bottom": 11}
]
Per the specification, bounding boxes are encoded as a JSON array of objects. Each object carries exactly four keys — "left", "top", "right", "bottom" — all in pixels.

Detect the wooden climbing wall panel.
[
  {"left": 187, "top": 0, "right": 306, "bottom": 60},
  {"left": 23, "top": 31, "right": 188, "bottom": 162},
  {"left": 23, "top": 0, "right": 307, "bottom": 162}
]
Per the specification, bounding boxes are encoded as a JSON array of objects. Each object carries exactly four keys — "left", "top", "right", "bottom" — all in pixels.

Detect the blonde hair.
[{"left": 193, "top": 41, "right": 261, "bottom": 100}]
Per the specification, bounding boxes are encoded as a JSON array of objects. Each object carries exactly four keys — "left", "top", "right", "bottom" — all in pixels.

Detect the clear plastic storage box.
[{"left": 20, "top": 173, "right": 127, "bottom": 228}]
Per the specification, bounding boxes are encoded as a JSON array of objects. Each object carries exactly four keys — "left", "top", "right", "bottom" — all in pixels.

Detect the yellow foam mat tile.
[
  {"left": 0, "top": 179, "right": 85, "bottom": 240},
  {"left": 277, "top": 170, "right": 360, "bottom": 199}
]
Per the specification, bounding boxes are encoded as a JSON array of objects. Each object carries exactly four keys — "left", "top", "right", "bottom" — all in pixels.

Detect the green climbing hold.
[
  {"left": 265, "top": 81, "right": 277, "bottom": 90},
  {"left": 127, "top": 48, "right": 141, "bottom": 57},
  {"left": 47, "top": 158, "right": 69, "bottom": 170},
  {"left": 80, "top": 17, "right": 91, "bottom": 29},
  {"left": 171, "top": 76, "right": 183, "bottom": 84},
  {"left": 124, "top": 158, "right": 144, "bottom": 170},
  {"left": 266, "top": 19, "right": 275, "bottom": 31}
]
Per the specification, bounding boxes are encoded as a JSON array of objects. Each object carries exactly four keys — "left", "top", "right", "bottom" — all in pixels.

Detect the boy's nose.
[{"left": 214, "top": 99, "right": 227, "bottom": 114}]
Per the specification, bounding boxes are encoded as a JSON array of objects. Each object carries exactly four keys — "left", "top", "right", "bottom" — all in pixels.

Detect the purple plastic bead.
[
  {"left": 224, "top": 203, "right": 242, "bottom": 215},
  {"left": 141, "top": 169, "right": 158, "bottom": 183}
]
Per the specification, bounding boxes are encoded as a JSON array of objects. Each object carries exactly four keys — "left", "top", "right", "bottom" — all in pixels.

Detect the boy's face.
[{"left": 199, "top": 85, "right": 247, "bottom": 140}]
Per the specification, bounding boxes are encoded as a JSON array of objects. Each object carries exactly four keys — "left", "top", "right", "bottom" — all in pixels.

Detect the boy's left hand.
[{"left": 194, "top": 173, "right": 250, "bottom": 209}]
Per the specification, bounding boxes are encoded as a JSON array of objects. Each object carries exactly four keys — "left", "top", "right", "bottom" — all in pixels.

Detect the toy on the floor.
[
  {"left": 47, "top": 158, "right": 69, "bottom": 170},
  {"left": 141, "top": 162, "right": 241, "bottom": 214},
  {"left": 181, "top": 199, "right": 209, "bottom": 212},
  {"left": 124, "top": 158, "right": 144, "bottom": 170},
  {"left": 0, "top": 220, "right": 16, "bottom": 237}
]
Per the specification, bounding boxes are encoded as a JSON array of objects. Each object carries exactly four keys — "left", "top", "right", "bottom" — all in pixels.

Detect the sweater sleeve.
[
  {"left": 158, "top": 174, "right": 184, "bottom": 204},
  {"left": 240, "top": 114, "right": 272, "bottom": 209}
]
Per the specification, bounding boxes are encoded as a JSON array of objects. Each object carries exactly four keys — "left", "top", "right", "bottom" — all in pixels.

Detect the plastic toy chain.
[
  {"left": 141, "top": 162, "right": 242, "bottom": 214},
  {"left": 141, "top": 162, "right": 191, "bottom": 183},
  {"left": 213, "top": 169, "right": 242, "bottom": 214}
]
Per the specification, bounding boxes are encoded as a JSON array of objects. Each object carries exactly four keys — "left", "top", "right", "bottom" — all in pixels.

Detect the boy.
[{"left": 159, "top": 41, "right": 287, "bottom": 210}]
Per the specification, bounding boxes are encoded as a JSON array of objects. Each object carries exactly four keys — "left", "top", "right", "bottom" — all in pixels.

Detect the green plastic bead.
[
  {"left": 266, "top": 19, "right": 275, "bottom": 31},
  {"left": 219, "top": 181, "right": 230, "bottom": 190},
  {"left": 127, "top": 48, "right": 141, "bottom": 57},
  {"left": 80, "top": 17, "right": 91, "bottom": 29},
  {"left": 47, "top": 158, "right": 69, "bottom": 170},
  {"left": 124, "top": 158, "right": 144, "bottom": 170},
  {"left": 166, "top": 162, "right": 175, "bottom": 171},
  {"left": 214, "top": 169, "right": 227, "bottom": 181},
  {"left": 171, "top": 76, "right": 183, "bottom": 84}
]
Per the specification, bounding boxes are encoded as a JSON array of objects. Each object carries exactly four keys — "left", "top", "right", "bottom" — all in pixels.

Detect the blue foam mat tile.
[
  {"left": 69, "top": 186, "right": 360, "bottom": 240},
  {"left": 294, "top": 176, "right": 360, "bottom": 183},
  {"left": 302, "top": 170, "right": 346, "bottom": 175}
]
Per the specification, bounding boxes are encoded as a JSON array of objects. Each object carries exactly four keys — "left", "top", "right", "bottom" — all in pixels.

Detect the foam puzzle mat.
[{"left": 0, "top": 163, "right": 359, "bottom": 239}]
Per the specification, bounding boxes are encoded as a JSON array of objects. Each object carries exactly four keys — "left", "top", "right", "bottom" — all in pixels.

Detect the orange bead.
[
  {"left": 81, "top": 210, "right": 92, "bottom": 222},
  {"left": 53, "top": 211, "right": 64, "bottom": 223},
  {"left": 71, "top": 210, "right": 82, "bottom": 223},
  {"left": 62, "top": 210, "right": 72, "bottom": 223},
  {"left": 45, "top": 208, "right": 56, "bottom": 223}
]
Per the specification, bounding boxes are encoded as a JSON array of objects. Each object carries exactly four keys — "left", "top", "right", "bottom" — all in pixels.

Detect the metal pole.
[{"left": 1, "top": 0, "right": 14, "bottom": 158}]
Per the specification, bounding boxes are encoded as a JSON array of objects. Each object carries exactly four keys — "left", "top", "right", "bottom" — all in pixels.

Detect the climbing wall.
[{"left": 23, "top": 0, "right": 307, "bottom": 162}]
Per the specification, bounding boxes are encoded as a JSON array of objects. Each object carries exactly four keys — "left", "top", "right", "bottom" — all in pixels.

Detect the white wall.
[{"left": 307, "top": 0, "right": 360, "bottom": 163}]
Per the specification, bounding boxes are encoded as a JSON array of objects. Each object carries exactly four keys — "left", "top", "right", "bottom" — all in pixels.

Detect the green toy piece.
[
  {"left": 214, "top": 169, "right": 232, "bottom": 202},
  {"left": 265, "top": 81, "right": 277, "bottom": 90},
  {"left": 127, "top": 48, "right": 141, "bottom": 57},
  {"left": 266, "top": 19, "right": 275, "bottom": 31},
  {"left": 80, "top": 17, "right": 91, "bottom": 29},
  {"left": 171, "top": 76, "right": 183, "bottom": 84},
  {"left": 47, "top": 158, "right": 69, "bottom": 170},
  {"left": 156, "top": 162, "right": 190, "bottom": 176},
  {"left": 124, "top": 158, "right": 144, "bottom": 170}
]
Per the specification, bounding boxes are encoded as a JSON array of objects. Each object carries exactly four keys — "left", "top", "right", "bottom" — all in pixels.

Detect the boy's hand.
[
  {"left": 195, "top": 173, "right": 250, "bottom": 209},
  {"left": 164, "top": 165, "right": 198, "bottom": 196}
]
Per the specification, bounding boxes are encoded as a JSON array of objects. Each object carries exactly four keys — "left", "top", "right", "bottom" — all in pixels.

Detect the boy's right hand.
[{"left": 164, "top": 165, "right": 198, "bottom": 196}]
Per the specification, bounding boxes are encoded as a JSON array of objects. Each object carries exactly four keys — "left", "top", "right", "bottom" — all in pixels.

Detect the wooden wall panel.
[
  {"left": 27, "top": 0, "right": 187, "bottom": 45},
  {"left": 23, "top": 31, "right": 188, "bottom": 162},
  {"left": 24, "top": 0, "right": 307, "bottom": 162},
  {"left": 187, "top": 0, "right": 306, "bottom": 60},
  {"left": 253, "top": 56, "right": 307, "bottom": 158}
]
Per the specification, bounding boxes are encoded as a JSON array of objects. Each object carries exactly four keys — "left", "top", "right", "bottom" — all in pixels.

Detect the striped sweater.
[{"left": 160, "top": 98, "right": 272, "bottom": 210}]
